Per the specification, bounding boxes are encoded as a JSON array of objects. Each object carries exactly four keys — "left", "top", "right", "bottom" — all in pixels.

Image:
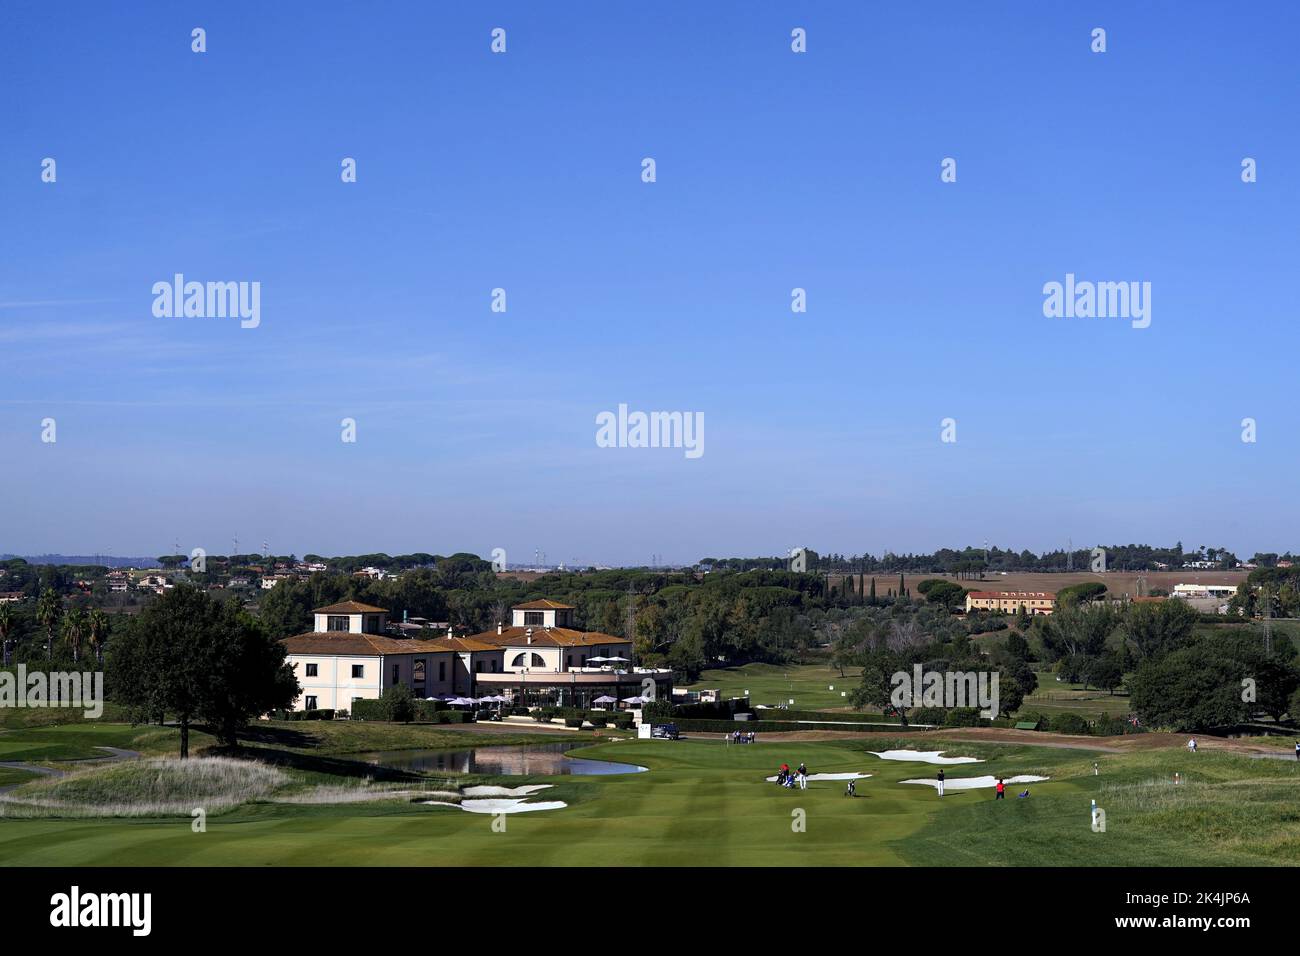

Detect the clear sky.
[{"left": 2, "top": 1, "right": 1296, "bottom": 566}]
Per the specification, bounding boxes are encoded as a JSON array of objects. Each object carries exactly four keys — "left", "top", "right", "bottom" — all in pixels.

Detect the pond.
[{"left": 358, "top": 742, "right": 646, "bottom": 776}]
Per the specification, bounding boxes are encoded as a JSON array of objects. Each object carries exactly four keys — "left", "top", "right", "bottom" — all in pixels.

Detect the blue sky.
[{"left": 1, "top": 1, "right": 1296, "bottom": 565}]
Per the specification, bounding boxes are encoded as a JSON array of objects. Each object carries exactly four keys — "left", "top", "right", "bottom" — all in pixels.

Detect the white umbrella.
[
  {"left": 605, "top": 656, "right": 630, "bottom": 662},
  {"left": 621, "top": 695, "right": 647, "bottom": 704},
  {"left": 593, "top": 695, "right": 617, "bottom": 704}
]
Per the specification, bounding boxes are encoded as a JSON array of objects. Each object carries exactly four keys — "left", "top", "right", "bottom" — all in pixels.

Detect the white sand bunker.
[
  {"left": 869, "top": 750, "right": 983, "bottom": 765},
  {"left": 462, "top": 784, "right": 552, "bottom": 797},
  {"left": 765, "top": 772, "right": 873, "bottom": 782},
  {"left": 422, "top": 783, "right": 567, "bottom": 814},
  {"left": 900, "top": 774, "right": 1049, "bottom": 791}
]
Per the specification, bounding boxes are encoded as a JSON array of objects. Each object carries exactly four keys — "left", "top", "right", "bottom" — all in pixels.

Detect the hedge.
[
  {"left": 752, "top": 709, "right": 904, "bottom": 724},
  {"left": 348, "top": 699, "right": 472, "bottom": 723},
  {"left": 661, "top": 718, "right": 933, "bottom": 734}
]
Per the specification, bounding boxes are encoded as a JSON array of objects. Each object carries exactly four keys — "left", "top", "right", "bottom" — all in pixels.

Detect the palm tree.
[
  {"left": 0, "top": 602, "right": 12, "bottom": 667},
  {"left": 36, "top": 589, "right": 60, "bottom": 659},
  {"left": 88, "top": 608, "right": 108, "bottom": 665},
  {"left": 62, "top": 608, "right": 86, "bottom": 663}
]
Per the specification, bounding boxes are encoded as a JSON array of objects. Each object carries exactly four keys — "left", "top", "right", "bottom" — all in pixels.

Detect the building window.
[
  {"left": 524, "top": 611, "right": 544, "bottom": 626},
  {"left": 328, "top": 615, "right": 350, "bottom": 632},
  {"left": 392, "top": 664, "right": 400, "bottom": 684},
  {"left": 511, "top": 652, "right": 547, "bottom": 668},
  {"left": 566, "top": 655, "right": 573, "bottom": 668},
  {"left": 414, "top": 660, "right": 426, "bottom": 682},
  {"left": 438, "top": 660, "right": 446, "bottom": 681},
  {"left": 305, "top": 663, "right": 318, "bottom": 677},
  {"left": 305, "top": 695, "right": 317, "bottom": 710},
  {"left": 352, "top": 664, "right": 364, "bottom": 679},
  {"left": 475, "top": 660, "right": 483, "bottom": 673}
]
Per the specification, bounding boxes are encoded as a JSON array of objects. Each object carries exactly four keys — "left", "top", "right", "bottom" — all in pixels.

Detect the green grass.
[
  {"left": 1023, "top": 671, "right": 1132, "bottom": 718},
  {"left": 0, "top": 722, "right": 195, "bottom": 762},
  {"left": 0, "top": 767, "right": 39, "bottom": 789},
  {"left": 682, "top": 661, "right": 860, "bottom": 711},
  {"left": 0, "top": 723, "right": 1295, "bottom": 866}
]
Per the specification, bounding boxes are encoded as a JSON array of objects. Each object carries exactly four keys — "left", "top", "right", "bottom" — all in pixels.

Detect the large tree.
[
  {"left": 1122, "top": 599, "right": 1197, "bottom": 661},
  {"left": 1128, "top": 636, "right": 1255, "bottom": 732},
  {"left": 110, "top": 585, "right": 298, "bottom": 757}
]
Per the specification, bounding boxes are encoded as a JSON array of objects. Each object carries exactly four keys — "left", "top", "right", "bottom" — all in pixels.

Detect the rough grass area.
[
  {"left": 0, "top": 756, "right": 290, "bottom": 817},
  {"left": 680, "top": 661, "right": 858, "bottom": 711}
]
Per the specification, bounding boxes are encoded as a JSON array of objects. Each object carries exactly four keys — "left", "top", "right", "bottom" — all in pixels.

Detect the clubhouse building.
[{"left": 282, "top": 599, "right": 671, "bottom": 712}]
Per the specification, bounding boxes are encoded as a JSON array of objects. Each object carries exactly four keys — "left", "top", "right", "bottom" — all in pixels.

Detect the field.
[
  {"left": 0, "top": 720, "right": 1296, "bottom": 866},
  {"left": 682, "top": 661, "right": 856, "bottom": 710}
]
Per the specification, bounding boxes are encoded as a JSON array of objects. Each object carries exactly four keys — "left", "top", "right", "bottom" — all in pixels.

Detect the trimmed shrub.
[
  {"left": 1048, "top": 712, "right": 1091, "bottom": 735},
  {"left": 563, "top": 717, "right": 584, "bottom": 728},
  {"left": 660, "top": 717, "right": 931, "bottom": 734},
  {"left": 351, "top": 699, "right": 384, "bottom": 721},
  {"left": 942, "top": 708, "right": 983, "bottom": 727}
]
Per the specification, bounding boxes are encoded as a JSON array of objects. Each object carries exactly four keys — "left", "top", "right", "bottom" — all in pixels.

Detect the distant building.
[
  {"left": 0, "top": 591, "right": 24, "bottom": 604},
  {"left": 1172, "top": 584, "right": 1237, "bottom": 600},
  {"left": 965, "top": 590, "right": 1055, "bottom": 615}
]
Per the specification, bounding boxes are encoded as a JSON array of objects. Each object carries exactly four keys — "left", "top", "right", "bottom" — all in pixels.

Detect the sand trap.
[
  {"left": 764, "top": 772, "right": 873, "bottom": 782},
  {"left": 869, "top": 750, "right": 983, "bottom": 765},
  {"left": 899, "top": 774, "right": 1049, "bottom": 791},
  {"left": 456, "top": 798, "right": 568, "bottom": 814},
  {"left": 462, "top": 784, "right": 553, "bottom": 797}
]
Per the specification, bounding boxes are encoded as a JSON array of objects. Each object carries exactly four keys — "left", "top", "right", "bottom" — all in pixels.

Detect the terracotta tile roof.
[
  {"left": 966, "top": 591, "right": 1056, "bottom": 600},
  {"left": 465, "top": 625, "right": 629, "bottom": 648},
  {"left": 282, "top": 632, "right": 452, "bottom": 656},
  {"left": 426, "top": 635, "right": 502, "bottom": 653},
  {"left": 512, "top": 599, "right": 574, "bottom": 610},
  {"left": 312, "top": 601, "right": 389, "bottom": 614}
]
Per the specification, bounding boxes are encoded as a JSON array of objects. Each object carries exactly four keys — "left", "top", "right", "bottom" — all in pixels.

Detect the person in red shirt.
[{"left": 995, "top": 778, "right": 1005, "bottom": 800}]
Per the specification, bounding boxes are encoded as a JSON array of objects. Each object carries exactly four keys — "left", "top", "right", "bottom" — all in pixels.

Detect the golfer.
[
  {"left": 937, "top": 768, "right": 945, "bottom": 797},
  {"left": 995, "top": 777, "right": 1005, "bottom": 800}
]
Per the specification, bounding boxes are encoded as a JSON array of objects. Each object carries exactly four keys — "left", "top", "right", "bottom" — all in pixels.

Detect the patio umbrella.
[
  {"left": 621, "top": 695, "right": 647, "bottom": 704},
  {"left": 593, "top": 695, "right": 617, "bottom": 704},
  {"left": 605, "top": 656, "right": 630, "bottom": 662}
]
